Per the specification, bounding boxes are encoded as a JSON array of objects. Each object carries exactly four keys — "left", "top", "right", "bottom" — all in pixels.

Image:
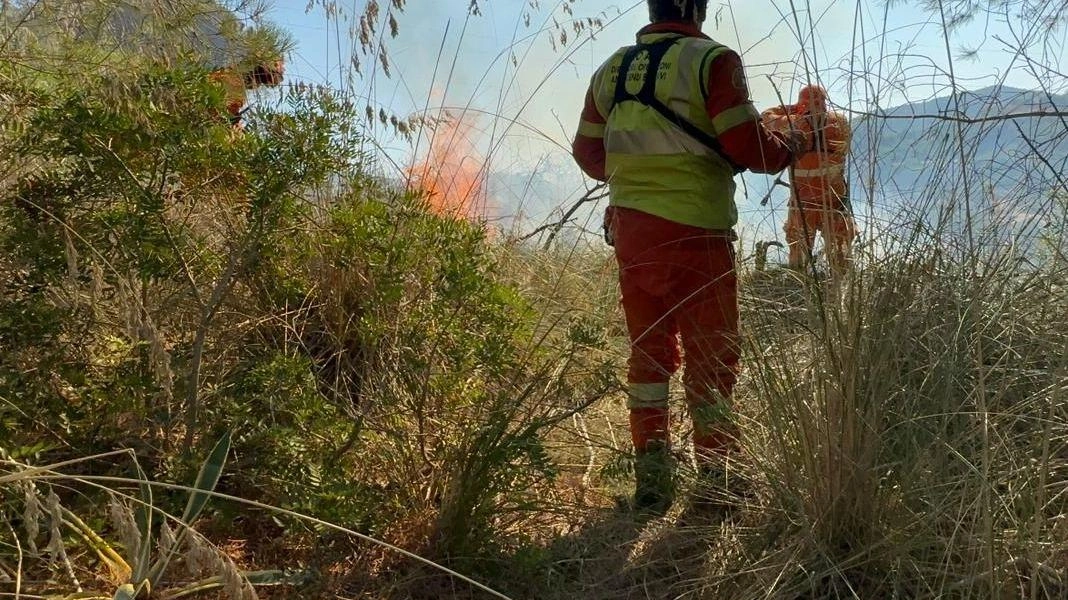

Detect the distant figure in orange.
[
  {"left": 104, "top": 3, "right": 286, "bottom": 130},
  {"left": 208, "top": 57, "right": 285, "bottom": 129},
  {"left": 762, "top": 85, "right": 855, "bottom": 277}
]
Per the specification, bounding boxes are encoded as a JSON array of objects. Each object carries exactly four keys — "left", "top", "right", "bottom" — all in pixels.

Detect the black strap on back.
[
  {"left": 611, "top": 36, "right": 744, "bottom": 174},
  {"left": 805, "top": 113, "right": 834, "bottom": 154}
]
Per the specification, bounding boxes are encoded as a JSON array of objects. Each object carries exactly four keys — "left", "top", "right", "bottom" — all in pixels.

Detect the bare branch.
[
  {"left": 1012, "top": 121, "right": 1068, "bottom": 196},
  {"left": 517, "top": 182, "right": 608, "bottom": 245},
  {"left": 846, "top": 109, "right": 1068, "bottom": 124},
  {"left": 759, "top": 176, "right": 791, "bottom": 206}
]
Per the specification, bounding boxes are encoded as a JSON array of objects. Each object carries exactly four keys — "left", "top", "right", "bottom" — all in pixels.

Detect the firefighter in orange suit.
[
  {"left": 105, "top": 3, "right": 285, "bottom": 130},
  {"left": 571, "top": 0, "right": 805, "bottom": 513},
  {"left": 762, "top": 85, "right": 855, "bottom": 276},
  {"left": 208, "top": 58, "right": 285, "bottom": 129}
]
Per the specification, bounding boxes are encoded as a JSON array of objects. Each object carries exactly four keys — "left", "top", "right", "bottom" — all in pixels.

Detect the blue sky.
[
  {"left": 268, "top": 1, "right": 1064, "bottom": 115},
  {"left": 261, "top": 0, "right": 1065, "bottom": 236}
]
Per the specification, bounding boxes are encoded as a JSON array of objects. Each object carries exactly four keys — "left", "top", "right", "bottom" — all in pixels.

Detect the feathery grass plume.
[
  {"left": 148, "top": 319, "right": 174, "bottom": 399},
  {"left": 157, "top": 519, "right": 176, "bottom": 559},
  {"left": 21, "top": 482, "right": 42, "bottom": 554},
  {"left": 44, "top": 489, "right": 80, "bottom": 589},
  {"left": 215, "top": 552, "right": 255, "bottom": 600},
  {"left": 185, "top": 530, "right": 216, "bottom": 578},
  {"left": 108, "top": 495, "right": 141, "bottom": 558}
]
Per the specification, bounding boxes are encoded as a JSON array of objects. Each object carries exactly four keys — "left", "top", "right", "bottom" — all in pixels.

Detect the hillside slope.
[{"left": 848, "top": 85, "right": 1068, "bottom": 204}]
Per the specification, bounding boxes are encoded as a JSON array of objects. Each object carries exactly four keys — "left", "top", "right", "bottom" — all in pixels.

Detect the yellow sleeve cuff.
[
  {"left": 711, "top": 103, "right": 760, "bottom": 134},
  {"left": 577, "top": 119, "right": 606, "bottom": 138}
]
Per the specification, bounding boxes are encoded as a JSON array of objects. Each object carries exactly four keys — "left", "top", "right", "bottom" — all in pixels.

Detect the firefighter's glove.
[{"left": 781, "top": 129, "right": 812, "bottom": 156}]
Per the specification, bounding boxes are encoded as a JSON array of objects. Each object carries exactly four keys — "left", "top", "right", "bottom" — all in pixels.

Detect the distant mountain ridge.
[{"left": 848, "top": 86, "right": 1068, "bottom": 204}]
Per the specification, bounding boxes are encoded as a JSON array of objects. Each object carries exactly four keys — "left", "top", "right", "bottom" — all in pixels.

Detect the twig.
[
  {"left": 0, "top": 0, "right": 43, "bottom": 56},
  {"left": 517, "top": 182, "right": 608, "bottom": 245},
  {"left": 759, "top": 176, "right": 791, "bottom": 206},
  {"left": 845, "top": 109, "right": 1068, "bottom": 124},
  {"left": 572, "top": 412, "right": 596, "bottom": 491},
  {"left": 183, "top": 242, "right": 245, "bottom": 453},
  {"left": 6, "top": 521, "right": 22, "bottom": 599},
  {"left": 1012, "top": 121, "right": 1068, "bottom": 196}
]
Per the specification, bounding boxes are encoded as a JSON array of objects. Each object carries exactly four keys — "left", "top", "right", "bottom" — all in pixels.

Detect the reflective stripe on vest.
[
  {"left": 793, "top": 165, "right": 845, "bottom": 178},
  {"left": 591, "top": 33, "right": 745, "bottom": 231},
  {"left": 577, "top": 119, "right": 606, "bottom": 138},
  {"left": 606, "top": 127, "right": 716, "bottom": 157}
]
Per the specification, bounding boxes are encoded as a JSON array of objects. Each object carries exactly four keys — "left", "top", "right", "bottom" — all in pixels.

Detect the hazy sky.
[
  {"left": 267, "top": 0, "right": 1064, "bottom": 155},
  {"left": 261, "top": 0, "right": 1066, "bottom": 238}
]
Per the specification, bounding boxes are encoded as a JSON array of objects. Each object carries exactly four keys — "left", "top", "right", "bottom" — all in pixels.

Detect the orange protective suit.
[
  {"left": 208, "top": 60, "right": 285, "bottom": 129},
  {"left": 763, "top": 85, "right": 855, "bottom": 276},
  {"left": 608, "top": 206, "right": 742, "bottom": 458},
  {"left": 208, "top": 68, "right": 248, "bottom": 127}
]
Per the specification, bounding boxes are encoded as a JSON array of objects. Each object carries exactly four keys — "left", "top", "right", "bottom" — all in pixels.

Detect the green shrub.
[{"left": 0, "top": 10, "right": 615, "bottom": 589}]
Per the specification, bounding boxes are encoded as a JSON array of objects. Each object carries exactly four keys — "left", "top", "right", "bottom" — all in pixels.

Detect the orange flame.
[{"left": 406, "top": 113, "right": 488, "bottom": 220}]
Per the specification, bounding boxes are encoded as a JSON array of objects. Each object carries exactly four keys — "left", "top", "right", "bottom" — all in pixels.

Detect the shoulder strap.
[
  {"left": 611, "top": 37, "right": 744, "bottom": 174},
  {"left": 807, "top": 113, "right": 834, "bottom": 154}
]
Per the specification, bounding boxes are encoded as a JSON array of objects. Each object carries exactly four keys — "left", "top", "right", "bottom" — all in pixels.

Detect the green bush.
[
  {"left": 0, "top": 6, "right": 615, "bottom": 592},
  {"left": 231, "top": 192, "right": 615, "bottom": 563}
]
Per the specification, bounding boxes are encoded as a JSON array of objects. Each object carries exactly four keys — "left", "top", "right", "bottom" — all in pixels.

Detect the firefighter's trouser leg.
[
  {"left": 610, "top": 207, "right": 740, "bottom": 464},
  {"left": 785, "top": 178, "right": 856, "bottom": 275},
  {"left": 676, "top": 260, "right": 740, "bottom": 462},
  {"left": 784, "top": 204, "right": 818, "bottom": 271},
  {"left": 614, "top": 272, "right": 675, "bottom": 511},
  {"left": 619, "top": 276, "right": 676, "bottom": 453}
]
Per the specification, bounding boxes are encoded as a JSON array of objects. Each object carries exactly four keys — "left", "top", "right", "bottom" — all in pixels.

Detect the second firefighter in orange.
[{"left": 763, "top": 85, "right": 855, "bottom": 276}]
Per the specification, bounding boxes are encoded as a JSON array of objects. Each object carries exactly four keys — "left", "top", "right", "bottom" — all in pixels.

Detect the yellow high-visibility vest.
[{"left": 589, "top": 33, "right": 758, "bottom": 230}]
